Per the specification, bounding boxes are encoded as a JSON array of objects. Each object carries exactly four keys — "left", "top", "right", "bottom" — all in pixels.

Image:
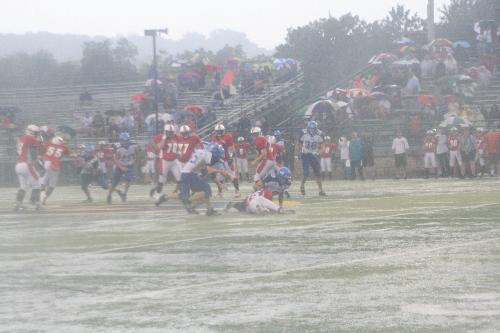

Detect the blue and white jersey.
[
  {"left": 115, "top": 145, "right": 136, "bottom": 166},
  {"left": 182, "top": 149, "right": 212, "bottom": 174},
  {"left": 263, "top": 170, "right": 291, "bottom": 194},
  {"left": 300, "top": 131, "right": 323, "bottom": 155}
]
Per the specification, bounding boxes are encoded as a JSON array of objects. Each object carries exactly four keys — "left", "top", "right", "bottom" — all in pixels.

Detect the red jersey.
[
  {"left": 475, "top": 134, "right": 486, "bottom": 151},
  {"left": 177, "top": 134, "right": 202, "bottom": 163},
  {"left": 234, "top": 142, "right": 251, "bottom": 159},
  {"left": 423, "top": 137, "right": 437, "bottom": 153},
  {"left": 320, "top": 143, "right": 336, "bottom": 158},
  {"left": 95, "top": 146, "right": 114, "bottom": 163},
  {"left": 211, "top": 133, "right": 234, "bottom": 160},
  {"left": 155, "top": 134, "right": 179, "bottom": 161},
  {"left": 16, "top": 135, "right": 40, "bottom": 164},
  {"left": 484, "top": 132, "right": 500, "bottom": 154},
  {"left": 43, "top": 142, "right": 71, "bottom": 171},
  {"left": 448, "top": 134, "right": 461, "bottom": 151},
  {"left": 254, "top": 136, "right": 275, "bottom": 161}
]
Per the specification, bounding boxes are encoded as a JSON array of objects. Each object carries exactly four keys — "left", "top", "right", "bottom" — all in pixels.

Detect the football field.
[{"left": 1, "top": 179, "right": 500, "bottom": 332}]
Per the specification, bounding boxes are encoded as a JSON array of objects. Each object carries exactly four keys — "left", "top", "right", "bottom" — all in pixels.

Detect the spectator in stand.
[
  {"left": 489, "top": 104, "right": 500, "bottom": 120},
  {"left": 392, "top": 129, "right": 409, "bottom": 180},
  {"left": 131, "top": 104, "right": 144, "bottom": 134},
  {"left": 349, "top": 131, "right": 364, "bottom": 181},
  {"left": 403, "top": 69, "right": 421, "bottom": 96},
  {"left": 484, "top": 127, "right": 500, "bottom": 176},
  {"left": 91, "top": 111, "right": 105, "bottom": 137},
  {"left": 434, "top": 60, "right": 447, "bottom": 80},
  {"left": 0, "top": 113, "right": 11, "bottom": 129},
  {"left": 76, "top": 112, "right": 93, "bottom": 137},
  {"left": 436, "top": 127, "right": 450, "bottom": 177},
  {"left": 338, "top": 136, "right": 350, "bottom": 179},
  {"left": 421, "top": 54, "right": 437, "bottom": 79},
  {"left": 121, "top": 112, "right": 135, "bottom": 134},
  {"left": 108, "top": 112, "right": 122, "bottom": 140},
  {"left": 362, "top": 134, "right": 376, "bottom": 180},
  {"left": 444, "top": 53, "right": 458, "bottom": 76},
  {"left": 461, "top": 126, "right": 477, "bottom": 178}
]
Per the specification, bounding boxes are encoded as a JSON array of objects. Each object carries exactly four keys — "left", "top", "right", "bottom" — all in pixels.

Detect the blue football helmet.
[
  {"left": 118, "top": 132, "right": 130, "bottom": 142},
  {"left": 273, "top": 130, "right": 282, "bottom": 138},
  {"left": 307, "top": 121, "right": 318, "bottom": 130},
  {"left": 83, "top": 144, "right": 94, "bottom": 153}
]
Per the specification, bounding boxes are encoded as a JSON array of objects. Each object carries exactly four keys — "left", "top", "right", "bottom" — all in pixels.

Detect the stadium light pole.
[
  {"left": 144, "top": 28, "right": 168, "bottom": 135},
  {"left": 427, "top": 0, "right": 435, "bottom": 43}
]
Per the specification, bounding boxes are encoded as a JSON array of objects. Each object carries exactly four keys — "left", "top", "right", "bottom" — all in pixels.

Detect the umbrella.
[
  {"left": 474, "top": 20, "right": 497, "bottom": 34},
  {"left": 393, "top": 37, "right": 414, "bottom": 45},
  {"left": 369, "top": 91, "right": 389, "bottom": 99},
  {"left": 452, "top": 40, "right": 471, "bottom": 49},
  {"left": 369, "top": 53, "right": 398, "bottom": 65},
  {"left": 332, "top": 101, "right": 348, "bottom": 110},
  {"left": 145, "top": 113, "right": 173, "bottom": 125},
  {"left": 439, "top": 115, "right": 472, "bottom": 129},
  {"left": 145, "top": 79, "right": 163, "bottom": 87},
  {"left": 56, "top": 125, "right": 77, "bottom": 138},
  {"left": 273, "top": 58, "right": 287, "bottom": 69},
  {"left": 131, "top": 93, "right": 146, "bottom": 102},
  {"left": 452, "top": 74, "right": 474, "bottom": 83},
  {"left": 185, "top": 105, "right": 205, "bottom": 114},
  {"left": 418, "top": 95, "right": 438, "bottom": 106},
  {"left": 392, "top": 59, "right": 420, "bottom": 67},
  {"left": 431, "top": 38, "right": 453, "bottom": 48},
  {"left": 346, "top": 88, "right": 369, "bottom": 98},
  {"left": 399, "top": 46, "right": 416, "bottom": 55},
  {"left": 304, "top": 100, "right": 335, "bottom": 117}
]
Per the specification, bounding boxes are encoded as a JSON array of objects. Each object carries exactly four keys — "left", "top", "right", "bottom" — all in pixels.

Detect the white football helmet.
[
  {"left": 237, "top": 136, "right": 245, "bottom": 142},
  {"left": 251, "top": 127, "right": 262, "bottom": 135},
  {"left": 324, "top": 135, "right": 331, "bottom": 141},
  {"left": 98, "top": 140, "right": 107, "bottom": 146},
  {"left": 164, "top": 124, "right": 176, "bottom": 136},
  {"left": 51, "top": 136, "right": 64, "bottom": 145},
  {"left": 267, "top": 135, "right": 276, "bottom": 145},
  {"left": 179, "top": 125, "right": 191, "bottom": 137},
  {"left": 25, "top": 124, "right": 39, "bottom": 136}
]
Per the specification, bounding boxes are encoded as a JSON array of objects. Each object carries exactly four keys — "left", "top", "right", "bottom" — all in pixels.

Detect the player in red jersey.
[
  {"left": 448, "top": 127, "right": 464, "bottom": 178},
  {"left": 475, "top": 128, "right": 487, "bottom": 177},
  {"left": 40, "top": 136, "right": 73, "bottom": 205},
  {"left": 14, "top": 124, "right": 44, "bottom": 211},
  {"left": 234, "top": 136, "right": 251, "bottom": 181},
  {"left": 211, "top": 124, "right": 240, "bottom": 197},
  {"left": 151, "top": 124, "right": 182, "bottom": 206},
  {"left": 422, "top": 130, "right": 438, "bottom": 178},
  {"left": 251, "top": 126, "right": 276, "bottom": 189},
  {"left": 177, "top": 125, "right": 202, "bottom": 164},
  {"left": 267, "top": 135, "right": 283, "bottom": 167},
  {"left": 94, "top": 141, "right": 114, "bottom": 190},
  {"left": 320, "top": 136, "right": 337, "bottom": 180},
  {"left": 143, "top": 140, "right": 158, "bottom": 185}
]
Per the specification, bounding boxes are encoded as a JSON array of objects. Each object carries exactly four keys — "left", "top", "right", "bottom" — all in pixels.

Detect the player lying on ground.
[{"left": 225, "top": 166, "right": 294, "bottom": 214}]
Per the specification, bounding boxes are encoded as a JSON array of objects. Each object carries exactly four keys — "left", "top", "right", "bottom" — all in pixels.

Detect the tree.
[{"left": 382, "top": 5, "right": 425, "bottom": 39}]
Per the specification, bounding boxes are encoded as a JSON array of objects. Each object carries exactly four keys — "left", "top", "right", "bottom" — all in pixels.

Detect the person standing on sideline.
[
  {"left": 362, "top": 134, "right": 376, "bottom": 180},
  {"left": 338, "top": 136, "right": 350, "bottom": 179},
  {"left": 392, "top": 129, "right": 410, "bottom": 179},
  {"left": 436, "top": 127, "right": 450, "bottom": 177},
  {"left": 423, "top": 130, "right": 438, "bottom": 178},
  {"left": 484, "top": 127, "right": 500, "bottom": 176},
  {"left": 349, "top": 131, "right": 364, "bottom": 180},
  {"left": 319, "top": 136, "right": 336, "bottom": 180},
  {"left": 460, "top": 126, "right": 476, "bottom": 178}
]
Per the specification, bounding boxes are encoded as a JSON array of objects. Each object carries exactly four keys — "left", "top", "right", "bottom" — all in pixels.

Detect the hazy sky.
[{"left": 3, "top": 0, "right": 449, "bottom": 49}]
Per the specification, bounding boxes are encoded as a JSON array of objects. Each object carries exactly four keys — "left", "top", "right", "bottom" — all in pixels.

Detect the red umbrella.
[
  {"left": 132, "top": 93, "right": 146, "bottom": 102},
  {"left": 418, "top": 95, "right": 438, "bottom": 106},
  {"left": 185, "top": 105, "right": 204, "bottom": 114}
]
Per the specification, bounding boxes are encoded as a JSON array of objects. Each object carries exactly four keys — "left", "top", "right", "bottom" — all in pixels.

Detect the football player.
[
  {"left": 319, "top": 136, "right": 336, "bottom": 180},
  {"left": 211, "top": 124, "right": 240, "bottom": 198},
  {"left": 234, "top": 136, "right": 251, "bottom": 182},
  {"left": 40, "top": 136, "right": 74, "bottom": 205},
  {"left": 14, "top": 124, "right": 44, "bottom": 211},
  {"left": 77, "top": 144, "right": 98, "bottom": 203},
  {"left": 152, "top": 124, "right": 182, "bottom": 207},
  {"left": 178, "top": 143, "right": 230, "bottom": 215},
  {"left": 297, "top": 121, "right": 326, "bottom": 196},
  {"left": 448, "top": 127, "right": 464, "bottom": 178},
  {"left": 423, "top": 130, "right": 438, "bottom": 178},
  {"left": 225, "top": 167, "right": 294, "bottom": 215},
  {"left": 251, "top": 126, "right": 277, "bottom": 189},
  {"left": 107, "top": 132, "right": 137, "bottom": 204},
  {"left": 94, "top": 141, "right": 113, "bottom": 190}
]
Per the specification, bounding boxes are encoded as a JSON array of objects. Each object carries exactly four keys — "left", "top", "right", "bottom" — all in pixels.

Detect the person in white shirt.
[
  {"left": 391, "top": 129, "right": 410, "bottom": 179},
  {"left": 338, "top": 136, "right": 350, "bottom": 179}
]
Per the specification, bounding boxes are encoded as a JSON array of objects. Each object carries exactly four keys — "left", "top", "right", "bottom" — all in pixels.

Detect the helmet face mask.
[
  {"left": 251, "top": 127, "right": 262, "bottom": 136},
  {"left": 237, "top": 137, "right": 245, "bottom": 142},
  {"left": 180, "top": 125, "right": 191, "bottom": 138},
  {"left": 307, "top": 121, "right": 318, "bottom": 135},
  {"left": 25, "top": 124, "right": 39, "bottom": 136},
  {"left": 164, "top": 124, "right": 176, "bottom": 137},
  {"left": 214, "top": 124, "right": 225, "bottom": 137},
  {"left": 51, "top": 136, "right": 64, "bottom": 145}
]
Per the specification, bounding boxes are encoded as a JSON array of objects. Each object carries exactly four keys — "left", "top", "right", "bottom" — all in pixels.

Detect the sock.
[{"left": 16, "top": 189, "right": 26, "bottom": 203}]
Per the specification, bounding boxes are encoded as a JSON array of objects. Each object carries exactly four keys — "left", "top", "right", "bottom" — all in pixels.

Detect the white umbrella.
[
  {"left": 145, "top": 79, "right": 163, "bottom": 87},
  {"left": 304, "top": 100, "right": 335, "bottom": 117}
]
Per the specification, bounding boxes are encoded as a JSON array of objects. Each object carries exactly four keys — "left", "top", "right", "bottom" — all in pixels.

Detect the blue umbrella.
[
  {"left": 393, "top": 37, "right": 414, "bottom": 45},
  {"left": 452, "top": 41, "right": 471, "bottom": 49}
]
